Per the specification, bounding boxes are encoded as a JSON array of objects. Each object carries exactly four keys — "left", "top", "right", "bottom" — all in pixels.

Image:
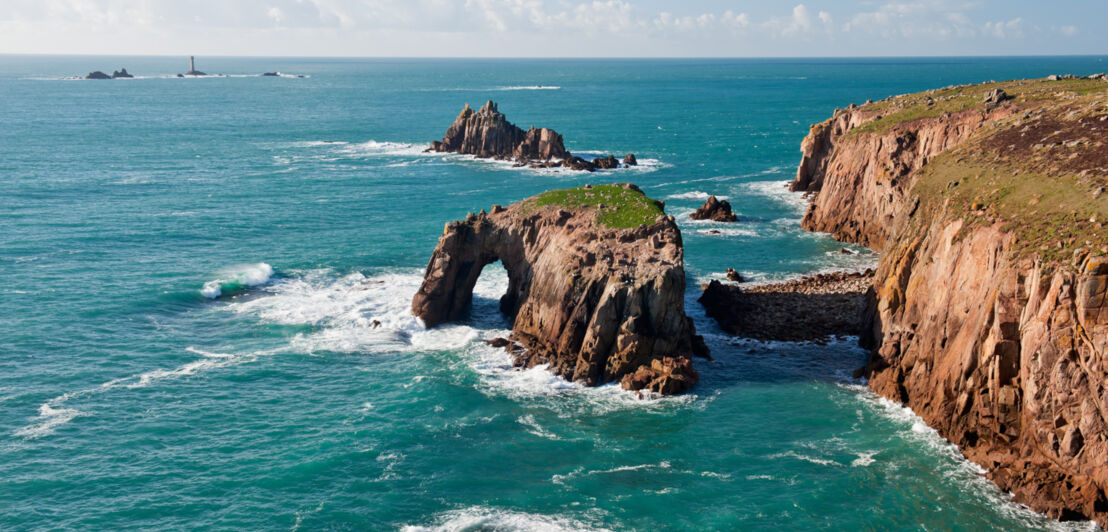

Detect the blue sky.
[{"left": 1, "top": 1, "right": 1105, "bottom": 57}]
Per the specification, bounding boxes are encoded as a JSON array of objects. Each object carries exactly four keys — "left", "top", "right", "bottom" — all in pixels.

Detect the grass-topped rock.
[
  {"left": 522, "top": 183, "right": 666, "bottom": 228},
  {"left": 412, "top": 183, "right": 707, "bottom": 395}
]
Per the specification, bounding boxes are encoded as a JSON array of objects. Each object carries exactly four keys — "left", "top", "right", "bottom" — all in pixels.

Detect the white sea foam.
[
  {"left": 738, "top": 180, "right": 808, "bottom": 213},
  {"left": 696, "top": 228, "right": 759, "bottom": 237},
  {"left": 14, "top": 345, "right": 281, "bottom": 439},
  {"left": 666, "top": 191, "right": 730, "bottom": 201},
  {"left": 13, "top": 402, "right": 85, "bottom": 439},
  {"left": 401, "top": 507, "right": 612, "bottom": 532},
  {"left": 517, "top": 414, "right": 560, "bottom": 440},
  {"left": 201, "top": 263, "right": 274, "bottom": 299},
  {"left": 337, "top": 140, "right": 426, "bottom": 157},
  {"left": 492, "top": 85, "right": 561, "bottom": 91},
  {"left": 769, "top": 450, "right": 841, "bottom": 467}
]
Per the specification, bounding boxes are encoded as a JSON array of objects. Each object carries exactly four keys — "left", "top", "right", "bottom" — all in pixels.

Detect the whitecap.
[{"left": 201, "top": 263, "right": 274, "bottom": 299}]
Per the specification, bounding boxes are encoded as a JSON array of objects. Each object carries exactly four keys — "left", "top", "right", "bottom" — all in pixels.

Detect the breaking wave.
[{"left": 201, "top": 263, "right": 274, "bottom": 299}]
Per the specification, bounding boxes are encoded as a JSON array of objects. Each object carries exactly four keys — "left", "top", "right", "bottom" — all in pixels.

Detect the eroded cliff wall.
[{"left": 794, "top": 78, "right": 1108, "bottom": 523}]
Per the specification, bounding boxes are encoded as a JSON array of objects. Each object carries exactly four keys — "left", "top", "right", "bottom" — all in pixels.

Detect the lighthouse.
[{"left": 184, "top": 56, "right": 207, "bottom": 76}]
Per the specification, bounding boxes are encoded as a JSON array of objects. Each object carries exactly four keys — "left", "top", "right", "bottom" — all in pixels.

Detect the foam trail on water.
[
  {"left": 401, "top": 507, "right": 613, "bottom": 532},
  {"left": 201, "top": 263, "right": 274, "bottom": 299},
  {"left": 14, "top": 346, "right": 278, "bottom": 440}
]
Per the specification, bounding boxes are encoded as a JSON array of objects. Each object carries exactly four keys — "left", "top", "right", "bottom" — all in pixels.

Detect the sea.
[{"left": 3, "top": 55, "right": 1106, "bottom": 531}]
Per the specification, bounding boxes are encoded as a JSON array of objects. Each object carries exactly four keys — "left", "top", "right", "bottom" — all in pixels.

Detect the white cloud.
[
  {"left": 983, "top": 17, "right": 1023, "bottom": 39},
  {"left": 842, "top": 1, "right": 980, "bottom": 39}
]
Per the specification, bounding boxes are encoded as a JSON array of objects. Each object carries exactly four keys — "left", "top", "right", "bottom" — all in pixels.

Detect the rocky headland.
[
  {"left": 411, "top": 183, "right": 708, "bottom": 395},
  {"left": 428, "top": 101, "right": 638, "bottom": 172},
  {"left": 792, "top": 77, "right": 1108, "bottom": 523},
  {"left": 700, "top": 270, "right": 874, "bottom": 342}
]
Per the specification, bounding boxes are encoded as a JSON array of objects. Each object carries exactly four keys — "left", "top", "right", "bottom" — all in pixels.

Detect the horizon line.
[{"left": 2, "top": 52, "right": 1107, "bottom": 60}]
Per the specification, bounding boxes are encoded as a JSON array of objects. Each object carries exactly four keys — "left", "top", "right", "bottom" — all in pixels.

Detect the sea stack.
[
  {"left": 689, "top": 195, "right": 738, "bottom": 222},
  {"left": 791, "top": 78, "right": 1108, "bottom": 524},
  {"left": 411, "top": 183, "right": 708, "bottom": 394},
  {"left": 428, "top": 101, "right": 637, "bottom": 172}
]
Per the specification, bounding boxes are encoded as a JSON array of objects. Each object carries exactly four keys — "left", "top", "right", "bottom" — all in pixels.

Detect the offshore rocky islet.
[{"left": 411, "top": 183, "right": 708, "bottom": 395}]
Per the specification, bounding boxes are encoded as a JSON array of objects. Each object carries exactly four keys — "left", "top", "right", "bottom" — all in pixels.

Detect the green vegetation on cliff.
[
  {"left": 895, "top": 79, "right": 1108, "bottom": 263},
  {"left": 524, "top": 184, "right": 666, "bottom": 229},
  {"left": 851, "top": 77, "right": 1107, "bottom": 136}
]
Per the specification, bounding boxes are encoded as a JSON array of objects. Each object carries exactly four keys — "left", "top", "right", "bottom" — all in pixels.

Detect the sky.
[{"left": 1, "top": 0, "right": 1105, "bottom": 57}]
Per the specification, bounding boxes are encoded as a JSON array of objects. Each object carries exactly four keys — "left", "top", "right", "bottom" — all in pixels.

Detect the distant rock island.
[
  {"left": 428, "top": 100, "right": 638, "bottom": 172},
  {"left": 85, "top": 68, "right": 133, "bottom": 80},
  {"left": 411, "top": 183, "right": 708, "bottom": 394}
]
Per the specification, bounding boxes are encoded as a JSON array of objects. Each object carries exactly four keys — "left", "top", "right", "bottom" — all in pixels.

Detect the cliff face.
[
  {"left": 794, "top": 78, "right": 1108, "bottom": 523},
  {"left": 412, "top": 184, "right": 708, "bottom": 395},
  {"left": 791, "top": 104, "right": 1017, "bottom": 250}
]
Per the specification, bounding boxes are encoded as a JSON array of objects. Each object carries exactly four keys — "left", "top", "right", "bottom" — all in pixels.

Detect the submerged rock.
[
  {"left": 412, "top": 183, "right": 708, "bottom": 394},
  {"left": 690, "top": 195, "right": 738, "bottom": 222}
]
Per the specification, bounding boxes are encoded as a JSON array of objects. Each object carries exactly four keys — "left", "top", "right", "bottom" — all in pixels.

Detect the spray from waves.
[
  {"left": 401, "top": 507, "right": 613, "bottom": 532},
  {"left": 14, "top": 346, "right": 278, "bottom": 440},
  {"left": 225, "top": 266, "right": 699, "bottom": 412},
  {"left": 222, "top": 268, "right": 499, "bottom": 355},
  {"left": 201, "top": 263, "right": 274, "bottom": 299}
]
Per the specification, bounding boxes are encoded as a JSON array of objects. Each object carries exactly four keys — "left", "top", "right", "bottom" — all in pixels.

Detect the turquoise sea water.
[{"left": 3, "top": 56, "right": 1107, "bottom": 531}]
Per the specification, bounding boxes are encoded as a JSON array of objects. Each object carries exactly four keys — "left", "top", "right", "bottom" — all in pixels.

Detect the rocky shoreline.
[{"left": 699, "top": 270, "right": 874, "bottom": 342}]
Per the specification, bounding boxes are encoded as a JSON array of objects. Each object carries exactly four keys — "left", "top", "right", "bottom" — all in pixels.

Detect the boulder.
[
  {"left": 725, "top": 268, "right": 745, "bottom": 282},
  {"left": 623, "top": 153, "right": 638, "bottom": 166},
  {"left": 111, "top": 68, "right": 133, "bottom": 79},
  {"left": 85, "top": 71, "right": 111, "bottom": 80},
  {"left": 690, "top": 195, "right": 738, "bottom": 222},
  {"left": 983, "top": 88, "right": 1011, "bottom": 105},
  {"left": 412, "top": 184, "right": 707, "bottom": 394},
  {"left": 592, "top": 155, "right": 620, "bottom": 170}
]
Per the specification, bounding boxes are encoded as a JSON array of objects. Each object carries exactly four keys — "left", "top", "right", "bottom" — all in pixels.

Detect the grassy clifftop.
[
  {"left": 857, "top": 77, "right": 1108, "bottom": 263},
  {"left": 523, "top": 184, "right": 666, "bottom": 229}
]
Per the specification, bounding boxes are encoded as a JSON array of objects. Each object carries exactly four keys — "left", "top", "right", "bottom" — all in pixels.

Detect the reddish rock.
[
  {"left": 690, "top": 196, "right": 738, "bottom": 222},
  {"left": 796, "top": 87, "right": 1108, "bottom": 524},
  {"left": 412, "top": 184, "right": 708, "bottom": 394}
]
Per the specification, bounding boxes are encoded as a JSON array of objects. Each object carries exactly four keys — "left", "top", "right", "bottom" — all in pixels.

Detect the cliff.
[
  {"left": 428, "top": 101, "right": 637, "bottom": 172},
  {"left": 412, "top": 184, "right": 708, "bottom": 395},
  {"left": 794, "top": 77, "right": 1108, "bottom": 523}
]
